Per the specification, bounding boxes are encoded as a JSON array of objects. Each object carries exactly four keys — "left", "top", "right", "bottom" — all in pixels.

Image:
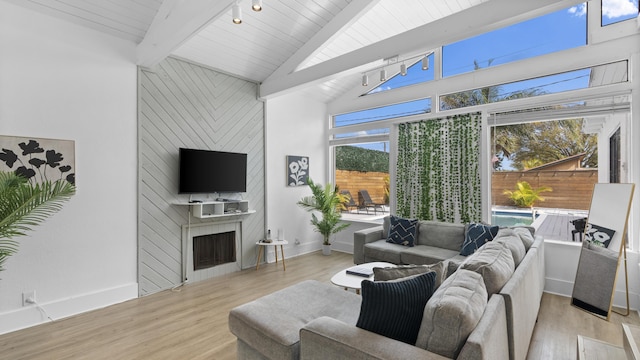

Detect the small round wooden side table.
[{"left": 255, "top": 239, "right": 288, "bottom": 271}]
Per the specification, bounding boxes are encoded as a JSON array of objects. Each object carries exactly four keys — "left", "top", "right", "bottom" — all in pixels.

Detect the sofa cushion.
[
  {"left": 399, "top": 245, "right": 459, "bottom": 266},
  {"left": 228, "top": 280, "right": 362, "bottom": 360},
  {"left": 386, "top": 215, "right": 418, "bottom": 247},
  {"left": 364, "top": 241, "right": 403, "bottom": 264},
  {"left": 416, "top": 269, "right": 488, "bottom": 358},
  {"left": 460, "top": 223, "right": 499, "bottom": 256},
  {"left": 512, "top": 227, "right": 535, "bottom": 251},
  {"left": 373, "top": 261, "right": 447, "bottom": 289},
  {"left": 383, "top": 216, "right": 391, "bottom": 238},
  {"left": 417, "top": 220, "right": 466, "bottom": 251},
  {"left": 460, "top": 242, "right": 515, "bottom": 296},
  {"left": 494, "top": 229, "right": 526, "bottom": 266},
  {"left": 356, "top": 272, "right": 436, "bottom": 345}
]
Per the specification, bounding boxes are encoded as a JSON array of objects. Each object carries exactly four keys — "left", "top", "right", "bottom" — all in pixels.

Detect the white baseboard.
[
  {"left": 331, "top": 241, "right": 353, "bottom": 254},
  {"left": 0, "top": 282, "right": 138, "bottom": 335},
  {"left": 545, "top": 277, "right": 639, "bottom": 311},
  {"left": 544, "top": 277, "right": 574, "bottom": 297}
]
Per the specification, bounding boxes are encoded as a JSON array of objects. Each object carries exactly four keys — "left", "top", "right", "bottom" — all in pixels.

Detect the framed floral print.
[{"left": 287, "top": 155, "right": 308, "bottom": 187}]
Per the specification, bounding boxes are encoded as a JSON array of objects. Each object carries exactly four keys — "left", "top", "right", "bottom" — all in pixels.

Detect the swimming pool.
[{"left": 491, "top": 210, "right": 537, "bottom": 227}]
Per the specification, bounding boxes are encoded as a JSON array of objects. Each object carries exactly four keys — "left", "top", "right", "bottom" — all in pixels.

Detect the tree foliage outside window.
[
  {"left": 335, "top": 146, "right": 389, "bottom": 173},
  {"left": 493, "top": 119, "right": 598, "bottom": 170}
]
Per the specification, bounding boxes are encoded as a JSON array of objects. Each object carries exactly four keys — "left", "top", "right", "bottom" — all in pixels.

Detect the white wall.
[
  {"left": 0, "top": 2, "right": 138, "bottom": 334},
  {"left": 265, "top": 93, "right": 328, "bottom": 260}
]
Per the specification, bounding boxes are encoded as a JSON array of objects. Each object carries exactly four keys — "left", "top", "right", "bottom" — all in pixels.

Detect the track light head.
[
  {"left": 232, "top": 3, "right": 242, "bottom": 24},
  {"left": 400, "top": 63, "right": 407, "bottom": 76},
  {"left": 422, "top": 56, "right": 429, "bottom": 70},
  {"left": 252, "top": 0, "right": 263, "bottom": 11},
  {"left": 380, "top": 69, "right": 387, "bottom": 82},
  {"left": 362, "top": 74, "right": 368, "bottom": 86}
]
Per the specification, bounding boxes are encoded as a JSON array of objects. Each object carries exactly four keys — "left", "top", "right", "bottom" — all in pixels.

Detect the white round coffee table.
[{"left": 331, "top": 262, "right": 396, "bottom": 294}]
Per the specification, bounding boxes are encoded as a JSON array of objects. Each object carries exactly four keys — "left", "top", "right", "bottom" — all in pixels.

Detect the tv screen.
[{"left": 179, "top": 148, "right": 247, "bottom": 194}]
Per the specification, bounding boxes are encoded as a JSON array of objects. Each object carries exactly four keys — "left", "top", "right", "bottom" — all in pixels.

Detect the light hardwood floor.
[{"left": 0, "top": 251, "right": 638, "bottom": 359}]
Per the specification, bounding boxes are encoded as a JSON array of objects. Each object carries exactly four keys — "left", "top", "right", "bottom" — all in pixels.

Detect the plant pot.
[{"left": 322, "top": 244, "right": 331, "bottom": 256}]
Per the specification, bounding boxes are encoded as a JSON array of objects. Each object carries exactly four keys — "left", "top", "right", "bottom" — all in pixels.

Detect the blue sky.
[{"left": 335, "top": 1, "right": 639, "bottom": 152}]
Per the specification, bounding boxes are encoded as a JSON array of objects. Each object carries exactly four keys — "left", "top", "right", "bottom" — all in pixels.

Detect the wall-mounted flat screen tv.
[{"left": 179, "top": 148, "right": 247, "bottom": 193}]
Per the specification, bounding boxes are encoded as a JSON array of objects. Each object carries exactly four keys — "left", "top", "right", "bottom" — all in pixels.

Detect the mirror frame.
[{"left": 571, "top": 183, "right": 635, "bottom": 320}]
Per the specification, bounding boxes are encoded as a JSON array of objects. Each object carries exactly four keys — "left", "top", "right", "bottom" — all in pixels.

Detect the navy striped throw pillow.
[{"left": 356, "top": 271, "right": 436, "bottom": 345}]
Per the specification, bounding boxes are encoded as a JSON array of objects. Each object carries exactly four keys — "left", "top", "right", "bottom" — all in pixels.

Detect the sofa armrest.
[
  {"left": 531, "top": 235, "right": 544, "bottom": 249},
  {"left": 499, "top": 247, "right": 544, "bottom": 360},
  {"left": 353, "top": 226, "right": 384, "bottom": 264},
  {"left": 300, "top": 316, "right": 448, "bottom": 360},
  {"left": 457, "top": 295, "right": 509, "bottom": 360}
]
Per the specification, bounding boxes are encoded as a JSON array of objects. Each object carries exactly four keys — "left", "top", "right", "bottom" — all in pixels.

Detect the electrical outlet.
[{"left": 22, "top": 290, "right": 36, "bottom": 306}]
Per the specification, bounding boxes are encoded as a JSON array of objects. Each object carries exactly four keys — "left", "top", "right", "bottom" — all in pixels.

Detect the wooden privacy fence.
[
  {"left": 336, "top": 170, "right": 388, "bottom": 205},
  {"left": 337, "top": 169, "right": 597, "bottom": 211},
  {"left": 492, "top": 170, "right": 597, "bottom": 210}
]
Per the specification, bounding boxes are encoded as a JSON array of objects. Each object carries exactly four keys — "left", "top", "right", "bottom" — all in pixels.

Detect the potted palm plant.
[
  {"left": 297, "top": 178, "right": 349, "bottom": 255},
  {"left": 0, "top": 171, "right": 75, "bottom": 272}
]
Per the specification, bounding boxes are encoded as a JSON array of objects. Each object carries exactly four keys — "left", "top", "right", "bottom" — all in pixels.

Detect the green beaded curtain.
[{"left": 396, "top": 112, "right": 481, "bottom": 223}]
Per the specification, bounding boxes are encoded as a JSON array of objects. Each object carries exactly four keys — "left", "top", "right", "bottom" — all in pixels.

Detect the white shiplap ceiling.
[{"left": 4, "top": 0, "right": 553, "bottom": 103}]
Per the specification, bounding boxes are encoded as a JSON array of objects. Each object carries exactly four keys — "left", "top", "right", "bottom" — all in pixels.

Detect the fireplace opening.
[{"left": 193, "top": 231, "right": 236, "bottom": 271}]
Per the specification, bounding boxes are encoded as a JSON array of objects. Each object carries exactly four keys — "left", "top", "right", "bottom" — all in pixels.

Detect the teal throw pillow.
[
  {"left": 386, "top": 215, "right": 418, "bottom": 247},
  {"left": 356, "top": 271, "right": 436, "bottom": 345},
  {"left": 461, "top": 223, "right": 499, "bottom": 256}
]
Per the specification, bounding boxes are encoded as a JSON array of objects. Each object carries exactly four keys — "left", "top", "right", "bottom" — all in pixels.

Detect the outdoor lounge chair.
[
  {"left": 340, "top": 190, "right": 359, "bottom": 213},
  {"left": 358, "top": 189, "right": 386, "bottom": 214}
]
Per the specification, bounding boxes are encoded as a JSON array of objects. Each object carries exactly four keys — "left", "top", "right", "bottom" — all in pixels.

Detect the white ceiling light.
[
  {"left": 422, "top": 56, "right": 429, "bottom": 70},
  {"left": 362, "top": 74, "right": 368, "bottom": 86},
  {"left": 400, "top": 63, "right": 407, "bottom": 76},
  {"left": 232, "top": 3, "right": 242, "bottom": 24},
  {"left": 380, "top": 69, "right": 387, "bottom": 82},
  {"left": 252, "top": 0, "right": 263, "bottom": 12}
]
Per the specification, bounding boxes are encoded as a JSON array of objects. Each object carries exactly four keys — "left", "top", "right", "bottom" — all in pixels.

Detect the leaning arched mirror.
[{"left": 571, "top": 183, "right": 635, "bottom": 320}]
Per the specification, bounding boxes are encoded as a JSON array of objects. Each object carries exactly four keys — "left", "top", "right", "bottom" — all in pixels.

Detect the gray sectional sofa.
[
  {"left": 228, "top": 218, "right": 545, "bottom": 360},
  {"left": 354, "top": 218, "right": 545, "bottom": 360}
]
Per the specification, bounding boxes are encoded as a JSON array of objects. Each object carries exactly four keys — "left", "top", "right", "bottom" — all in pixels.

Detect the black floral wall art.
[{"left": 0, "top": 135, "right": 75, "bottom": 185}]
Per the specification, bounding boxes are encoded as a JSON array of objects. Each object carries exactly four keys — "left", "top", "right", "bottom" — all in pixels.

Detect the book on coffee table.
[{"left": 346, "top": 266, "right": 374, "bottom": 277}]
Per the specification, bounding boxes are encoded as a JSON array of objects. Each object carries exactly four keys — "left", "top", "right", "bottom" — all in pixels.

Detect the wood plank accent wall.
[
  {"left": 138, "top": 57, "right": 264, "bottom": 296},
  {"left": 492, "top": 170, "right": 597, "bottom": 210}
]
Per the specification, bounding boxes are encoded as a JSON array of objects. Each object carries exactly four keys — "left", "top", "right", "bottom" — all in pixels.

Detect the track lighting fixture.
[
  {"left": 361, "top": 52, "right": 432, "bottom": 86},
  {"left": 422, "top": 56, "right": 429, "bottom": 70},
  {"left": 252, "top": 0, "right": 263, "bottom": 11},
  {"left": 232, "top": 3, "right": 242, "bottom": 24},
  {"left": 400, "top": 63, "right": 407, "bottom": 76}
]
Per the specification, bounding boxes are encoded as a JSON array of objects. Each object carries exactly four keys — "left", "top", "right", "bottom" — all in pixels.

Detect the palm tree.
[
  {"left": 297, "top": 178, "right": 349, "bottom": 246},
  {"left": 0, "top": 171, "right": 75, "bottom": 271}
]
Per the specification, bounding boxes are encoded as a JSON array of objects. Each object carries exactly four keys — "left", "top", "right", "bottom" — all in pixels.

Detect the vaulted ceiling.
[{"left": 4, "top": 0, "right": 576, "bottom": 103}]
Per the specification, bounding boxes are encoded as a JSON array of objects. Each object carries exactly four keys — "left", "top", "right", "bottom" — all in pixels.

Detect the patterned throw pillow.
[
  {"left": 386, "top": 215, "right": 418, "bottom": 247},
  {"left": 356, "top": 272, "right": 436, "bottom": 345},
  {"left": 460, "top": 223, "right": 499, "bottom": 256},
  {"left": 373, "top": 261, "right": 447, "bottom": 289},
  {"left": 584, "top": 223, "right": 616, "bottom": 248}
]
